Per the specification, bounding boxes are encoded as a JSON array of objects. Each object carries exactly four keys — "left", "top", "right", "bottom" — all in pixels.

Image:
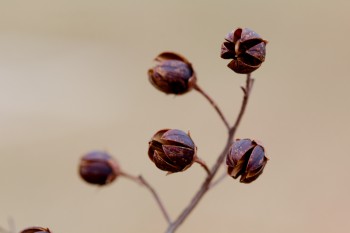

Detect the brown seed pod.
[
  {"left": 226, "top": 139, "right": 268, "bottom": 183},
  {"left": 148, "top": 129, "right": 196, "bottom": 173},
  {"left": 20, "top": 226, "right": 52, "bottom": 233},
  {"left": 79, "top": 151, "right": 121, "bottom": 185},
  {"left": 221, "top": 28, "right": 267, "bottom": 74},
  {"left": 148, "top": 52, "right": 197, "bottom": 94}
]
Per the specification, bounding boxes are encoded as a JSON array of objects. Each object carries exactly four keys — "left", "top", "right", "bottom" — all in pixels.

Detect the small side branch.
[
  {"left": 209, "top": 171, "right": 228, "bottom": 189},
  {"left": 165, "top": 73, "right": 254, "bottom": 233},
  {"left": 194, "top": 156, "right": 211, "bottom": 175},
  {"left": 230, "top": 73, "right": 254, "bottom": 135},
  {"left": 193, "top": 83, "right": 230, "bottom": 131},
  {"left": 121, "top": 172, "right": 172, "bottom": 224}
]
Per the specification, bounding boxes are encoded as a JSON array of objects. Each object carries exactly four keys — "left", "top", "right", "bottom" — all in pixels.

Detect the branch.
[
  {"left": 165, "top": 73, "right": 254, "bottom": 233},
  {"left": 209, "top": 170, "right": 228, "bottom": 189},
  {"left": 121, "top": 172, "right": 172, "bottom": 224},
  {"left": 194, "top": 156, "right": 211, "bottom": 175},
  {"left": 193, "top": 83, "right": 230, "bottom": 131},
  {"left": 231, "top": 73, "right": 254, "bottom": 135}
]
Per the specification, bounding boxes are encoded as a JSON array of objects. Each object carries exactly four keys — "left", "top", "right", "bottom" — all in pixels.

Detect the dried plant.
[{"left": 20, "top": 27, "right": 269, "bottom": 233}]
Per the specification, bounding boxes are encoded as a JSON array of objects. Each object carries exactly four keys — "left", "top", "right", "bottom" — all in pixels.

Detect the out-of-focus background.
[{"left": 1, "top": 0, "right": 349, "bottom": 232}]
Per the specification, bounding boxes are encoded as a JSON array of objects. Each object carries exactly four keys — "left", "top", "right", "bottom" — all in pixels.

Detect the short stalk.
[
  {"left": 210, "top": 171, "right": 228, "bottom": 189},
  {"left": 121, "top": 172, "right": 172, "bottom": 224},
  {"left": 193, "top": 83, "right": 230, "bottom": 131},
  {"left": 194, "top": 156, "right": 211, "bottom": 175}
]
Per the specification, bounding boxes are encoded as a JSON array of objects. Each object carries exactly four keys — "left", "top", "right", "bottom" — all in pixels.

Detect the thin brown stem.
[
  {"left": 165, "top": 73, "right": 254, "bottom": 233},
  {"left": 231, "top": 73, "right": 254, "bottom": 135},
  {"left": 121, "top": 172, "right": 172, "bottom": 224},
  {"left": 0, "top": 218, "right": 15, "bottom": 233},
  {"left": 138, "top": 176, "right": 172, "bottom": 224},
  {"left": 121, "top": 172, "right": 143, "bottom": 184},
  {"left": 193, "top": 83, "right": 230, "bottom": 131},
  {"left": 209, "top": 171, "right": 228, "bottom": 189},
  {"left": 194, "top": 156, "right": 211, "bottom": 175}
]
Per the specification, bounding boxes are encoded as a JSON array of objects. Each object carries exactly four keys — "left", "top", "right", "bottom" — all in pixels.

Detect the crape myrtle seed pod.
[
  {"left": 148, "top": 52, "right": 197, "bottom": 95},
  {"left": 148, "top": 129, "right": 197, "bottom": 173},
  {"left": 221, "top": 28, "right": 267, "bottom": 74},
  {"left": 20, "top": 227, "right": 52, "bottom": 233},
  {"left": 227, "top": 139, "right": 268, "bottom": 183},
  {"left": 79, "top": 151, "right": 121, "bottom": 185}
]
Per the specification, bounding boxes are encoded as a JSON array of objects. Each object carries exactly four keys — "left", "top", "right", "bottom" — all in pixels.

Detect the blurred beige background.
[{"left": 1, "top": 0, "right": 349, "bottom": 232}]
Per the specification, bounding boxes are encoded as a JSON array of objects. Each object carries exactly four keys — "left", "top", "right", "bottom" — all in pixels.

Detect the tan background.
[{"left": 1, "top": 0, "right": 349, "bottom": 232}]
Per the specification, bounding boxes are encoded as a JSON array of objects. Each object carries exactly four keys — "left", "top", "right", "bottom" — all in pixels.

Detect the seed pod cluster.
[
  {"left": 79, "top": 151, "right": 121, "bottom": 185},
  {"left": 221, "top": 28, "right": 267, "bottom": 74},
  {"left": 227, "top": 139, "right": 268, "bottom": 183},
  {"left": 148, "top": 129, "right": 196, "bottom": 173},
  {"left": 20, "top": 227, "right": 52, "bottom": 233},
  {"left": 148, "top": 52, "right": 197, "bottom": 95}
]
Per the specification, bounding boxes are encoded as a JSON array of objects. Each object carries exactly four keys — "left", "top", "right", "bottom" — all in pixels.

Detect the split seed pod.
[
  {"left": 79, "top": 151, "right": 121, "bottom": 185},
  {"left": 148, "top": 52, "right": 197, "bottom": 94},
  {"left": 148, "top": 129, "right": 196, "bottom": 173},
  {"left": 227, "top": 139, "right": 268, "bottom": 183},
  {"left": 221, "top": 28, "right": 267, "bottom": 74},
  {"left": 20, "top": 227, "right": 52, "bottom": 233}
]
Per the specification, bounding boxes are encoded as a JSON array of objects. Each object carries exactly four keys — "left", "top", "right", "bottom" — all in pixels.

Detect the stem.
[
  {"left": 194, "top": 156, "right": 211, "bottom": 175},
  {"left": 121, "top": 172, "right": 172, "bottom": 224},
  {"left": 193, "top": 83, "right": 230, "bottom": 131},
  {"left": 209, "top": 171, "right": 228, "bottom": 189},
  {"left": 0, "top": 218, "right": 15, "bottom": 233},
  {"left": 165, "top": 73, "right": 254, "bottom": 233},
  {"left": 138, "top": 176, "right": 172, "bottom": 224}
]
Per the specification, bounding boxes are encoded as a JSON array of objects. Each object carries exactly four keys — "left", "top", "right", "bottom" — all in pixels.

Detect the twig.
[
  {"left": 209, "top": 171, "right": 228, "bottom": 189},
  {"left": 193, "top": 83, "right": 230, "bottom": 131},
  {"left": 194, "top": 156, "right": 211, "bottom": 175},
  {"left": 165, "top": 73, "right": 254, "bottom": 233},
  {"left": 121, "top": 172, "right": 172, "bottom": 224},
  {"left": 232, "top": 73, "right": 254, "bottom": 135}
]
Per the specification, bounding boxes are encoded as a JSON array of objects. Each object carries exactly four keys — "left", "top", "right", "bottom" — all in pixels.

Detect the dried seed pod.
[
  {"left": 148, "top": 129, "right": 196, "bottom": 173},
  {"left": 148, "top": 52, "right": 197, "bottom": 94},
  {"left": 20, "top": 227, "right": 51, "bottom": 233},
  {"left": 221, "top": 28, "right": 267, "bottom": 74},
  {"left": 79, "top": 151, "right": 121, "bottom": 185},
  {"left": 227, "top": 139, "right": 268, "bottom": 183}
]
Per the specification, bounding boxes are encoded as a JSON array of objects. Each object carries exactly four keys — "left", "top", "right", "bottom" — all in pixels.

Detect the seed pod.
[
  {"left": 148, "top": 52, "right": 197, "bottom": 94},
  {"left": 148, "top": 129, "right": 196, "bottom": 173},
  {"left": 79, "top": 151, "right": 121, "bottom": 185},
  {"left": 20, "top": 227, "right": 51, "bottom": 233},
  {"left": 227, "top": 139, "right": 268, "bottom": 183},
  {"left": 221, "top": 28, "right": 267, "bottom": 74}
]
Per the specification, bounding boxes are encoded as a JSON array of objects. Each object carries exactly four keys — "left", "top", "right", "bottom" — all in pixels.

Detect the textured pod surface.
[
  {"left": 79, "top": 151, "right": 120, "bottom": 185},
  {"left": 220, "top": 27, "right": 267, "bottom": 74},
  {"left": 227, "top": 139, "right": 268, "bottom": 183},
  {"left": 148, "top": 129, "right": 196, "bottom": 173},
  {"left": 20, "top": 227, "right": 52, "bottom": 233},
  {"left": 148, "top": 52, "right": 197, "bottom": 94}
]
